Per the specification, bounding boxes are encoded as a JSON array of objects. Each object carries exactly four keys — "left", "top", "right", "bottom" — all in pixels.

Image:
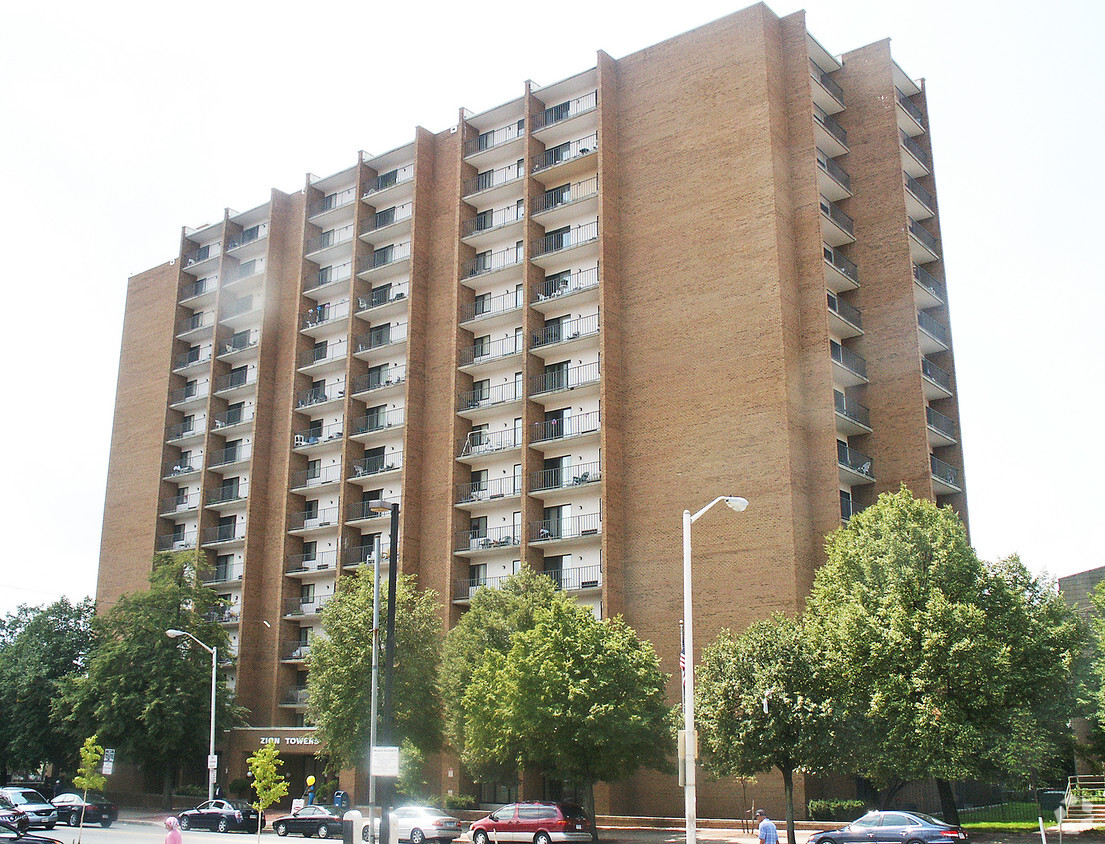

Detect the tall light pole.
[
  {"left": 369, "top": 499, "right": 399, "bottom": 844},
  {"left": 682, "top": 495, "right": 748, "bottom": 844},
  {"left": 166, "top": 628, "right": 218, "bottom": 802}
]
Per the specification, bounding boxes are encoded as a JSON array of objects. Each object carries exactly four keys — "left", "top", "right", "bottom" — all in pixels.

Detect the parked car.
[
  {"left": 809, "top": 811, "right": 970, "bottom": 844},
  {"left": 360, "top": 806, "right": 462, "bottom": 844},
  {"left": 272, "top": 805, "right": 344, "bottom": 838},
  {"left": 0, "top": 790, "right": 56, "bottom": 830},
  {"left": 49, "top": 792, "right": 118, "bottom": 828},
  {"left": 0, "top": 795, "right": 28, "bottom": 834},
  {"left": 177, "top": 799, "right": 264, "bottom": 833},
  {"left": 0, "top": 820, "right": 62, "bottom": 844},
  {"left": 469, "top": 802, "right": 593, "bottom": 844}
]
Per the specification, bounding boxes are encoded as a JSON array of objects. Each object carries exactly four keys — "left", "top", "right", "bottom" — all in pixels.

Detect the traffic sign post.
[{"left": 102, "top": 749, "right": 116, "bottom": 776}]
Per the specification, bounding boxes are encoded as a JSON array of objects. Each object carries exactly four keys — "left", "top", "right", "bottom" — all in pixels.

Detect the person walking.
[
  {"left": 756, "top": 809, "right": 779, "bottom": 844},
  {"left": 164, "top": 817, "right": 183, "bottom": 844}
]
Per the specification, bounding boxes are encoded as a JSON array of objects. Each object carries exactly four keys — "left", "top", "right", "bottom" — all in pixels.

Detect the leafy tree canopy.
[{"left": 307, "top": 571, "right": 443, "bottom": 772}]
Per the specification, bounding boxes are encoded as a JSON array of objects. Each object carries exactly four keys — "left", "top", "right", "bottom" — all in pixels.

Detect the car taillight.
[{"left": 939, "top": 831, "right": 964, "bottom": 838}]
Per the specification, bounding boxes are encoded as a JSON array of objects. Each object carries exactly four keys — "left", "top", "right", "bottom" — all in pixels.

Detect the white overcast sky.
[{"left": 1, "top": 0, "right": 1102, "bottom": 615}]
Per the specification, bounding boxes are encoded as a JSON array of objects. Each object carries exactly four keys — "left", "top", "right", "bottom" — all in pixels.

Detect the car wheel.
[
  {"left": 276, "top": 822, "right": 289, "bottom": 837},
  {"left": 535, "top": 833, "right": 552, "bottom": 844},
  {"left": 318, "top": 824, "right": 331, "bottom": 839},
  {"left": 218, "top": 817, "right": 230, "bottom": 833},
  {"left": 101, "top": 820, "right": 113, "bottom": 829},
  {"left": 45, "top": 823, "right": 56, "bottom": 830},
  {"left": 474, "top": 831, "right": 490, "bottom": 844},
  {"left": 411, "top": 829, "right": 425, "bottom": 844},
  {"left": 180, "top": 817, "right": 191, "bottom": 831}
]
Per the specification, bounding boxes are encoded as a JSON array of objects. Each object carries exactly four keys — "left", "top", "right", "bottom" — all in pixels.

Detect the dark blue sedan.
[{"left": 810, "top": 811, "right": 969, "bottom": 844}]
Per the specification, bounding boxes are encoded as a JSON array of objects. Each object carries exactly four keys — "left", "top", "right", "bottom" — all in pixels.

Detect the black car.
[
  {"left": 178, "top": 799, "right": 264, "bottom": 833},
  {"left": 810, "top": 811, "right": 969, "bottom": 844},
  {"left": 0, "top": 796, "right": 28, "bottom": 835},
  {"left": 49, "top": 793, "right": 117, "bottom": 828},
  {"left": 0, "top": 820, "right": 61, "bottom": 844},
  {"left": 272, "top": 805, "right": 343, "bottom": 838}
]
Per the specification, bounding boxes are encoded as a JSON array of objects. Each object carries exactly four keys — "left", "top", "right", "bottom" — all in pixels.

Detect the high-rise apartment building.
[{"left": 98, "top": 2, "right": 967, "bottom": 817}]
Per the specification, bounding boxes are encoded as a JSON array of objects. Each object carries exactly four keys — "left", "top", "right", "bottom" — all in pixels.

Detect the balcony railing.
[
  {"left": 531, "top": 361, "right": 600, "bottom": 395},
  {"left": 282, "top": 687, "right": 309, "bottom": 706},
  {"left": 165, "top": 459, "right": 198, "bottom": 477},
  {"left": 229, "top": 259, "right": 264, "bottom": 284},
  {"left": 534, "top": 219, "right": 599, "bottom": 258},
  {"left": 157, "top": 531, "right": 198, "bottom": 551},
  {"left": 356, "top": 284, "right": 408, "bottom": 313},
  {"left": 458, "top": 381, "right": 522, "bottom": 412},
  {"left": 819, "top": 196, "right": 854, "bottom": 236},
  {"left": 532, "top": 313, "right": 600, "bottom": 348},
  {"left": 305, "top": 225, "right": 355, "bottom": 256},
  {"left": 162, "top": 493, "right": 195, "bottom": 513},
  {"left": 181, "top": 276, "right": 217, "bottom": 301},
  {"left": 209, "top": 444, "right": 251, "bottom": 466},
  {"left": 202, "top": 524, "right": 244, "bottom": 544},
  {"left": 169, "top": 382, "right": 208, "bottom": 405},
  {"left": 357, "top": 241, "right": 411, "bottom": 273},
  {"left": 830, "top": 340, "right": 867, "bottom": 380},
  {"left": 177, "top": 312, "right": 213, "bottom": 335},
  {"left": 460, "top": 288, "right": 525, "bottom": 322},
  {"left": 212, "top": 407, "right": 253, "bottom": 430},
  {"left": 896, "top": 87, "right": 926, "bottom": 125},
  {"left": 351, "top": 407, "right": 406, "bottom": 436},
  {"left": 532, "top": 134, "right": 598, "bottom": 174},
  {"left": 183, "top": 243, "right": 220, "bottom": 268},
  {"left": 459, "top": 335, "right": 524, "bottom": 367},
  {"left": 817, "top": 149, "right": 851, "bottom": 192},
  {"left": 361, "top": 203, "right": 413, "bottom": 237},
  {"left": 926, "top": 406, "right": 957, "bottom": 439},
  {"left": 167, "top": 420, "right": 199, "bottom": 440},
  {"left": 364, "top": 165, "right": 414, "bottom": 197},
  {"left": 461, "top": 245, "right": 523, "bottom": 279},
  {"left": 298, "top": 341, "right": 346, "bottom": 369},
  {"left": 530, "top": 511, "right": 602, "bottom": 542},
  {"left": 350, "top": 451, "right": 403, "bottom": 479},
  {"left": 900, "top": 131, "right": 932, "bottom": 171},
  {"left": 454, "top": 563, "right": 600, "bottom": 600},
  {"left": 354, "top": 323, "right": 408, "bottom": 353},
  {"left": 531, "top": 460, "right": 602, "bottom": 492},
  {"left": 921, "top": 357, "right": 953, "bottom": 392},
  {"left": 460, "top": 429, "right": 519, "bottom": 457},
  {"left": 908, "top": 218, "right": 940, "bottom": 256},
  {"left": 833, "top": 390, "right": 870, "bottom": 429},
  {"left": 295, "top": 382, "right": 344, "bottom": 409},
  {"left": 823, "top": 245, "right": 858, "bottom": 284},
  {"left": 351, "top": 365, "right": 406, "bottom": 395},
  {"left": 293, "top": 420, "right": 344, "bottom": 448},
  {"left": 837, "top": 442, "right": 874, "bottom": 479},
  {"left": 203, "top": 564, "right": 244, "bottom": 584},
  {"left": 813, "top": 104, "right": 847, "bottom": 147},
  {"left": 214, "top": 369, "right": 256, "bottom": 394},
  {"left": 930, "top": 454, "right": 960, "bottom": 488},
  {"left": 827, "top": 292, "right": 862, "bottom": 330},
  {"left": 533, "top": 175, "right": 599, "bottom": 215},
  {"left": 206, "top": 481, "right": 249, "bottom": 505},
  {"left": 226, "top": 225, "right": 267, "bottom": 251},
  {"left": 904, "top": 174, "right": 935, "bottom": 213},
  {"left": 308, "top": 188, "right": 356, "bottom": 219},
  {"left": 457, "top": 475, "right": 521, "bottom": 504},
  {"left": 463, "top": 162, "right": 524, "bottom": 197},
  {"left": 284, "top": 596, "right": 333, "bottom": 617},
  {"left": 302, "top": 299, "right": 350, "bottom": 330},
  {"left": 283, "top": 645, "right": 310, "bottom": 661},
  {"left": 461, "top": 204, "right": 524, "bottom": 239},
  {"left": 533, "top": 410, "right": 600, "bottom": 443},
  {"left": 173, "top": 348, "right": 212, "bottom": 371},
  {"left": 344, "top": 545, "right": 388, "bottom": 567},
  {"left": 532, "top": 91, "right": 597, "bottom": 130},
  {"left": 455, "top": 525, "right": 521, "bottom": 553},
  {"left": 288, "top": 506, "right": 340, "bottom": 532},
  {"left": 913, "top": 265, "right": 944, "bottom": 302},
  {"left": 534, "top": 266, "right": 600, "bottom": 302},
  {"left": 347, "top": 498, "right": 399, "bottom": 522},
  {"left": 290, "top": 463, "right": 343, "bottom": 490},
  {"left": 304, "top": 262, "right": 353, "bottom": 293},
  {"left": 220, "top": 331, "right": 259, "bottom": 357},
  {"left": 917, "top": 310, "right": 948, "bottom": 345},
  {"left": 465, "top": 119, "right": 525, "bottom": 157},
  {"left": 809, "top": 59, "right": 845, "bottom": 105}
]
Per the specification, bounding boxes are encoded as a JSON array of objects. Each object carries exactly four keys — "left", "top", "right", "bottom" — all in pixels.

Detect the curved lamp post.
[
  {"left": 167, "top": 628, "right": 217, "bottom": 802},
  {"left": 682, "top": 495, "right": 748, "bottom": 844}
]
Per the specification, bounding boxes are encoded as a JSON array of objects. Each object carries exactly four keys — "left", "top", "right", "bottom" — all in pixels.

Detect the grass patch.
[{"left": 962, "top": 822, "right": 1044, "bottom": 832}]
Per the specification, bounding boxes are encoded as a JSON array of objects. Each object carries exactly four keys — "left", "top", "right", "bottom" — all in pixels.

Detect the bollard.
[{"left": 343, "top": 810, "right": 364, "bottom": 844}]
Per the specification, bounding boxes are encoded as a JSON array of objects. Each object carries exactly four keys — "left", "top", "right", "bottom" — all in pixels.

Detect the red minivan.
[{"left": 469, "top": 802, "right": 593, "bottom": 844}]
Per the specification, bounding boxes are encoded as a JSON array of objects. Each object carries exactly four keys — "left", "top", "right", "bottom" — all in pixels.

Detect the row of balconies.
[
  {"left": 155, "top": 522, "right": 245, "bottom": 551},
  {"left": 462, "top": 91, "right": 597, "bottom": 159},
  {"left": 455, "top": 511, "right": 602, "bottom": 554},
  {"left": 457, "top": 362, "right": 600, "bottom": 414},
  {"left": 452, "top": 562, "right": 600, "bottom": 603},
  {"left": 456, "top": 460, "right": 601, "bottom": 506},
  {"left": 167, "top": 406, "right": 254, "bottom": 442}
]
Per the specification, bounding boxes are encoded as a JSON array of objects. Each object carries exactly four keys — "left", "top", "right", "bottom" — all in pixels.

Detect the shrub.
[
  {"left": 228, "top": 778, "right": 251, "bottom": 798},
  {"left": 443, "top": 794, "right": 477, "bottom": 812},
  {"left": 808, "top": 800, "right": 867, "bottom": 821}
]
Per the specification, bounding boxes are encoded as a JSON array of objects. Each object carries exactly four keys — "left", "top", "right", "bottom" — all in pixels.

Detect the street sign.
[
  {"left": 371, "top": 746, "right": 400, "bottom": 777},
  {"left": 208, "top": 754, "right": 219, "bottom": 770},
  {"left": 102, "top": 749, "right": 115, "bottom": 776}
]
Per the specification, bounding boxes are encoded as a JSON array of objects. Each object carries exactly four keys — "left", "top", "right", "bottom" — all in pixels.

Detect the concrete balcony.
[
  {"left": 837, "top": 442, "right": 875, "bottom": 486},
  {"left": 931, "top": 454, "right": 961, "bottom": 495}
]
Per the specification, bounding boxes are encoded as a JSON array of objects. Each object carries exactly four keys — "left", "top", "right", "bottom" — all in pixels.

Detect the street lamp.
[
  {"left": 166, "top": 628, "right": 218, "bottom": 802},
  {"left": 682, "top": 495, "right": 748, "bottom": 844},
  {"left": 367, "top": 499, "right": 399, "bottom": 844}
]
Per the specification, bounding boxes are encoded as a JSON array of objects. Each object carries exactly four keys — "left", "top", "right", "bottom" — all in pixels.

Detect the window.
[
  {"left": 375, "top": 206, "right": 396, "bottom": 228},
  {"left": 470, "top": 469, "right": 488, "bottom": 498},
  {"left": 366, "top": 405, "right": 387, "bottom": 431},
  {"left": 543, "top": 455, "right": 568, "bottom": 489},
  {"left": 373, "top": 245, "right": 393, "bottom": 267},
  {"left": 470, "top": 516, "right": 488, "bottom": 543},
  {"left": 545, "top": 226, "right": 570, "bottom": 251},
  {"left": 307, "top": 459, "right": 321, "bottom": 481},
  {"left": 475, "top": 208, "right": 494, "bottom": 232},
  {"left": 224, "top": 439, "right": 241, "bottom": 462},
  {"left": 215, "top": 554, "right": 233, "bottom": 580},
  {"left": 302, "top": 541, "right": 317, "bottom": 562},
  {"left": 182, "top": 414, "right": 195, "bottom": 433},
  {"left": 300, "top": 584, "right": 315, "bottom": 604},
  {"left": 370, "top": 283, "right": 392, "bottom": 308},
  {"left": 225, "top": 402, "right": 244, "bottom": 425},
  {"left": 472, "top": 379, "right": 491, "bottom": 404},
  {"left": 840, "top": 489, "right": 853, "bottom": 521},
  {"left": 544, "top": 183, "right": 570, "bottom": 209},
  {"left": 470, "top": 423, "right": 489, "bottom": 450},
  {"left": 544, "top": 555, "right": 566, "bottom": 589},
  {"left": 543, "top": 361, "right": 568, "bottom": 392},
  {"left": 369, "top": 323, "right": 392, "bottom": 347},
  {"left": 229, "top": 329, "right": 251, "bottom": 351},
  {"left": 312, "top": 340, "right": 328, "bottom": 363},
  {"left": 366, "top": 363, "right": 388, "bottom": 390},
  {"left": 236, "top": 261, "right": 256, "bottom": 280},
  {"left": 305, "top": 500, "right": 319, "bottom": 521},
  {"left": 228, "top": 365, "right": 248, "bottom": 388},
  {"left": 186, "top": 345, "right": 201, "bottom": 364},
  {"left": 307, "top": 419, "right": 323, "bottom": 439},
  {"left": 474, "top": 292, "right": 491, "bottom": 316},
  {"left": 469, "top": 563, "right": 487, "bottom": 586},
  {"left": 473, "top": 335, "right": 491, "bottom": 359},
  {"left": 217, "top": 515, "right": 236, "bottom": 541},
  {"left": 377, "top": 168, "right": 399, "bottom": 190}
]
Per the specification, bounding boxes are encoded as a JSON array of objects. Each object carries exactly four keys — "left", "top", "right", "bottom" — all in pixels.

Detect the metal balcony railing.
[
  {"left": 900, "top": 131, "right": 932, "bottom": 170},
  {"left": 454, "top": 563, "right": 600, "bottom": 600},
  {"left": 458, "top": 381, "right": 522, "bottom": 411},
  {"left": 530, "top": 511, "right": 602, "bottom": 542},
  {"left": 167, "top": 419, "right": 199, "bottom": 440},
  {"left": 465, "top": 119, "right": 525, "bottom": 157},
  {"left": 534, "top": 266, "right": 600, "bottom": 302},
  {"left": 344, "top": 544, "right": 390, "bottom": 567},
  {"left": 809, "top": 59, "right": 845, "bottom": 105},
  {"left": 351, "top": 365, "right": 406, "bottom": 395},
  {"left": 460, "top": 335, "right": 524, "bottom": 367},
  {"left": 354, "top": 323, "right": 408, "bottom": 353},
  {"left": 173, "top": 348, "right": 212, "bottom": 371},
  {"left": 212, "top": 407, "right": 252, "bottom": 430},
  {"left": 463, "top": 162, "right": 524, "bottom": 198},
  {"left": 921, "top": 357, "right": 953, "bottom": 392},
  {"left": 157, "top": 531, "right": 198, "bottom": 551},
  {"left": 361, "top": 203, "right": 413, "bottom": 237},
  {"left": 357, "top": 242, "right": 411, "bottom": 273},
  {"left": 298, "top": 341, "right": 346, "bottom": 369},
  {"left": 350, "top": 451, "right": 403, "bottom": 479},
  {"left": 457, "top": 475, "right": 521, "bottom": 504},
  {"left": 926, "top": 406, "right": 957, "bottom": 439},
  {"left": 819, "top": 196, "right": 854, "bottom": 236},
  {"left": 833, "top": 390, "right": 870, "bottom": 428},
  {"left": 295, "top": 382, "right": 344, "bottom": 409},
  {"left": 356, "top": 284, "right": 408, "bottom": 313},
  {"left": 532, "top": 313, "right": 600, "bottom": 348},
  {"left": 461, "top": 245, "right": 523, "bottom": 279},
  {"left": 908, "top": 218, "right": 940, "bottom": 255},
  {"left": 813, "top": 104, "right": 847, "bottom": 147},
  {"left": 284, "top": 596, "right": 332, "bottom": 617},
  {"left": 290, "top": 463, "right": 343, "bottom": 490},
  {"left": 896, "top": 87, "right": 926, "bottom": 125},
  {"left": 169, "top": 382, "right": 207, "bottom": 405},
  {"left": 305, "top": 225, "right": 355, "bottom": 256},
  {"left": 351, "top": 407, "right": 405, "bottom": 436},
  {"left": 226, "top": 225, "right": 267, "bottom": 251},
  {"left": 364, "top": 165, "right": 414, "bottom": 197},
  {"left": 206, "top": 481, "right": 249, "bottom": 505},
  {"left": 162, "top": 492, "right": 194, "bottom": 513},
  {"left": 837, "top": 442, "right": 874, "bottom": 478},
  {"left": 904, "top": 174, "right": 936, "bottom": 213},
  {"left": 304, "top": 262, "right": 353, "bottom": 293},
  {"left": 202, "top": 524, "right": 244, "bottom": 544},
  {"left": 461, "top": 204, "right": 524, "bottom": 239},
  {"left": 229, "top": 260, "right": 263, "bottom": 283},
  {"left": 308, "top": 187, "right": 356, "bottom": 219},
  {"left": 817, "top": 149, "right": 851, "bottom": 192},
  {"left": 181, "top": 276, "right": 217, "bottom": 301},
  {"left": 533, "top": 410, "right": 600, "bottom": 443},
  {"left": 282, "top": 687, "right": 309, "bottom": 706},
  {"left": 912, "top": 264, "right": 944, "bottom": 301},
  {"left": 347, "top": 498, "right": 399, "bottom": 522},
  {"left": 177, "top": 312, "right": 213, "bottom": 335},
  {"left": 455, "top": 525, "right": 521, "bottom": 553},
  {"left": 917, "top": 310, "right": 948, "bottom": 345},
  {"left": 209, "top": 443, "right": 251, "bottom": 466},
  {"left": 222, "top": 295, "right": 259, "bottom": 320},
  {"left": 219, "top": 330, "right": 259, "bottom": 356},
  {"left": 533, "top": 176, "right": 599, "bottom": 215},
  {"left": 827, "top": 292, "right": 862, "bottom": 329},
  {"left": 531, "top": 460, "right": 602, "bottom": 492},
  {"left": 301, "top": 299, "right": 350, "bottom": 330},
  {"left": 283, "top": 645, "right": 310, "bottom": 661},
  {"left": 534, "top": 219, "right": 599, "bottom": 258},
  {"left": 203, "top": 564, "right": 244, "bottom": 584},
  {"left": 293, "top": 421, "right": 344, "bottom": 448},
  {"left": 930, "top": 454, "right": 959, "bottom": 487},
  {"left": 206, "top": 607, "right": 240, "bottom": 624},
  {"left": 460, "top": 288, "right": 525, "bottom": 322},
  {"left": 532, "top": 134, "right": 598, "bottom": 173},
  {"left": 165, "top": 458, "right": 198, "bottom": 477},
  {"left": 530, "top": 361, "right": 601, "bottom": 395},
  {"left": 182, "top": 243, "right": 220, "bottom": 268},
  {"left": 532, "top": 91, "right": 597, "bottom": 130},
  {"left": 823, "top": 245, "right": 858, "bottom": 284},
  {"left": 830, "top": 340, "right": 867, "bottom": 379},
  {"left": 214, "top": 369, "right": 256, "bottom": 394},
  {"left": 288, "top": 506, "right": 340, "bottom": 532},
  {"left": 460, "top": 429, "right": 519, "bottom": 457}
]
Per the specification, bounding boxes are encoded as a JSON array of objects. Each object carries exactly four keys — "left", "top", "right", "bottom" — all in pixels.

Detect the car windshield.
[{"left": 8, "top": 790, "right": 46, "bottom": 805}]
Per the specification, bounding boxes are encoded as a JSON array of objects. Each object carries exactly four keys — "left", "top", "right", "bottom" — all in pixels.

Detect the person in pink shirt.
[{"left": 165, "top": 816, "right": 183, "bottom": 844}]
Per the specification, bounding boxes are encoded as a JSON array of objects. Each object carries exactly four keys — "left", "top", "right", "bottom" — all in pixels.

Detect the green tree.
[
  {"left": 806, "top": 487, "right": 1083, "bottom": 821},
  {"left": 307, "top": 571, "right": 443, "bottom": 772},
  {"left": 247, "top": 743, "right": 289, "bottom": 844},
  {"left": 696, "top": 614, "right": 828, "bottom": 844},
  {"left": 72, "top": 735, "right": 107, "bottom": 844},
  {"left": 55, "top": 552, "right": 242, "bottom": 807},
  {"left": 463, "top": 598, "right": 673, "bottom": 823},
  {"left": 440, "top": 566, "right": 559, "bottom": 768},
  {"left": 0, "top": 597, "right": 95, "bottom": 778}
]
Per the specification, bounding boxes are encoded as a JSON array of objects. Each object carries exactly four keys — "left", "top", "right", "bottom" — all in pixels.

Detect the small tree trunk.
[
  {"left": 936, "top": 779, "right": 960, "bottom": 826},
  {"left": 782, "top": 767, "right": 796, "bottom": 844},
  {"left": 163, "top": 767, "right": 174, "bottom": 811},
  {"left": 583, "top": 777, "right": 598, "bottom": 842},
  {"left": 878, "top": 780, "right": 908, "bottom": 810}
]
